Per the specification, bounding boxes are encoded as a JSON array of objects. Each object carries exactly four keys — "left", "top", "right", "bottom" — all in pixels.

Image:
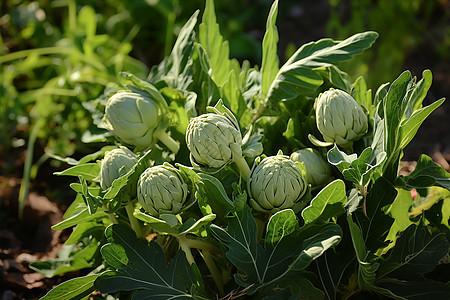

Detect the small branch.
[
  {"left": 233, "top": 155, "right": 251, "bottom": 180},
  {"left": 125, "top": 202, "right": 142, "bottom": 238},
  {"left": 103, "top": 203, "right": 118, "bottom": 224},
  {"left": 202, "top": 250, "right": 224, "bottom": 296},
  {"left": 177, "top": 235, "right": 196, "bottom": 266},
  {"left": 154, "top": 129, "right": 180, "bottom": 154}
]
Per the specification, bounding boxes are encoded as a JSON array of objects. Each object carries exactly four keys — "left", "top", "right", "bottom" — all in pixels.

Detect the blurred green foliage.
[{"left": 326, "top": 0, "right": 449, "bottom": 88}]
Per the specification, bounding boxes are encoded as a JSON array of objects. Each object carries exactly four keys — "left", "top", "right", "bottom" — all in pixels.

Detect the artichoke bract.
[
  {"left": 185, "top": 101, "right": 251, "bottom": 178},
  {"left": 247, "top": 153, "right": 307, "bottom": 214},
  {"left": 313, "top": 88, "right": 368, "bottom": 148},
  {"left": 100, "top": 147, "right": 138, "bottom": 190},
  {"left": 104, "top": 90, "right": 179, "bottom": 153},
  {"left": 290, "top": 148, "right": 332, "bottom": 189},
  {"left": 137, "top": 164, "right": 188, "bottom": 217}
]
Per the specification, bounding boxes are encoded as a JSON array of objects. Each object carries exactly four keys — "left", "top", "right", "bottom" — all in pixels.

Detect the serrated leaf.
[
  {"left": 376, "top": 224, "right": 449, "bottom": 281},
  {"left": 199, "top": 0, "right": 231, "bottom": 87},
  {"left": 148, "top": 11, "right": 198, "bottom": 90},
  {"left": 96, "top": 224, "right": 197, "bottom": 299},
  {"left": 260, "top": 0, "right": 280, "bottom": 100},
  {"left": 179, "top": 214, "right": 216, "bottom": 235},
  {"left": 40, "top": 274, "right": 99, "bottom": 300},
  {"left": 266, "top": 32, "right": 378, "bottom": 103},
  {"left": 301, "top": 180, "right": 347, "bottom": 224},
  {"left": 210, "top": 207, "right": 342, "bottom": 294}
]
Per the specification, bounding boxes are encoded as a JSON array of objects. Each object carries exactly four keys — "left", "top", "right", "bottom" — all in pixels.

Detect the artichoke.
[
  {"left": 290, "top": 148, "right": 332, "bottom": 189},
  {"left": 137, "top": 164, "right": 188, "bottom": 217},
  {"left": 186, "top": 101, "right": 250, "bottom": 177},
  {"left": 312, "top": 88, "right": 368, "bottom": 148},
  {"left": 247, "top": 152, "right": 307, "bottom": 214},
  {"left": 100, "top": 147, "right": 138, "bottom": 190},
  {"left": 104, "top": 90, "right": 179, "bottom": 153}
]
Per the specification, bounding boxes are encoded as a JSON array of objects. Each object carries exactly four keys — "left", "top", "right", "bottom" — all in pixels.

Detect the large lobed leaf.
[
  {"left": 265, "top": 32, "right": 378, "bottom": 103},
  {"left": 95, "top": 224, "right": 200, "bottom": 299},
  {"left": 210, "top": 207, "right": 342, "bottom": 295}
]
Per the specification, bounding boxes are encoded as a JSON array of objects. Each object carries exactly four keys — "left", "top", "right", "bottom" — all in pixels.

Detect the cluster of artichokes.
[{"left": 100, "top": 86, "right": 368, "bottom": 216}]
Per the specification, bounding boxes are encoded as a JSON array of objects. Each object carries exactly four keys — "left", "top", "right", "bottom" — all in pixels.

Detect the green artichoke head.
[
  {"left": 247, "top": 152, "right": 307, "bottom": 214},
  {"left": 314, "top": 88, "right": 368, "bottom": 148},
  {"left": 186, "top": 110, "right": 243, "bottom": 169},
  {"left": 137, "top": 164, "right": 188, "bottom": 217},
  {"left": 290, "top": 148, "right": 332, "bottom": 189},
  {"left": 100, "top": 147, "right": 138, "bottom": 190},
  {"left": 103, "top": 91, "right": 164, "bottom": 150}
]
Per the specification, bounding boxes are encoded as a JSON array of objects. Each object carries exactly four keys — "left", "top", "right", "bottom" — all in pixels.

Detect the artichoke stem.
[
  {"left": 103, "top": 204, "right": 118, "bottom": 224},
  {"left": 233, "top": 155, "right": 251, "bottom": 180},
  {"left": 177, "top": 236, "right": 196, "bottom": 266},
  {"left": 154, "top": 129, "right": 180, "bottom": 154},
  {"left": 125, "top": 202, "right": 142, "bottom": 238},
  {"left": 201, "top": 250, "right": 224, "bottom": 296}
]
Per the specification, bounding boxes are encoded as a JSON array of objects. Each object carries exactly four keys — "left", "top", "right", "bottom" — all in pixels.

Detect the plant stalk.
[
  {"left": 201, "top": 250, "right": 224, "bottom": 296},
  {"left": 234, "top": 155, "right": 251, "bottom": 180},
  {"left": 125, "top": 202, "right": 142, "bottom": 238},
  {"left": 154, "top": 129, "right": 180, "bottom": 154},
  {"left": 177, "top": 236, "right": 196, "bottom": 266}
]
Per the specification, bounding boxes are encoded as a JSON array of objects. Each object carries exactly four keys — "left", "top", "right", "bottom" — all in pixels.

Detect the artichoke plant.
[
  {"left": 137, "top": 163, "right": 188, "bottom": 217},
  {"left": 186, "top": 100, "right": 251, "bottom": 178},
  {"left": 247, "top": 152, "right": 307, "bottom": 214},
  {"left": 310, "top": 88, "right": 368, "bottom": 148},
  {"left": 103, "top": 90, "right": 179, "bottom": 153},
  {"left": 290, "top": 148, "right": 332, "bottom": 189},
  {"left": 100, "top": 147, "right": 138, "bottom": 190}
]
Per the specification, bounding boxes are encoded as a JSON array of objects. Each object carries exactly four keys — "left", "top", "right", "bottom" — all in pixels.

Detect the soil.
[{"left": 1, "top": 1, "right": 448, "bottom": 299}]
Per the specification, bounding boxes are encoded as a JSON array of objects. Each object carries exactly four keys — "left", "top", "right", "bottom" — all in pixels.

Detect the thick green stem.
[
  {"left": 125, "top": 202, "right": 142, "bottom": 238},
  {"left": 154, "top": 129, "right": 180, "bottom": 154},
  {"left": 103, "top": 204, "right": 118, "bottom": 224},
  {"left": 234, "top": 155, "right": 251, "bottom": 180},
  {"left": 177, "top": 236, "right": 196, "bottom": 266},
  {"left": 201, "top": 250, "right": 224, "bottom": 296},
  {"left": 183, "top": 238, "right": 219, "bottom": 252}
]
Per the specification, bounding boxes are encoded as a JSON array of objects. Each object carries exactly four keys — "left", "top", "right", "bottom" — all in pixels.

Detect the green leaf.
[
  {"left": 376, "top": 224, "right": 449, "bottom": 281},
  {"left": 179, "top": 214, "right": 216, "bottom": 235},
  {"left": 133, "top": 210, "right": 179, "bottom": 234},
  {"left": 328, "top": 146, "right": 386, "bottom": 187},
  {"left": 399, "top": 98, "right": 444, "bottom": 149},
  {"left": 347, "top": 214, "right": 379, "bottom": 289},
  {"left": 47, "top": 146, "right": 116, "bottom": 165},
  {"left": 301, "top": 180, "right": 347, "bottom": 224},
  {"left": 260, "top": 0, "right": 280, "bottom": 101},
  {"left": 40, "top": 274, "right": 99, "bottom": 300},
  {"left": 52, "top": 207, "right": 107, "bottom": 230},
  {"left": 199, "top": 0, "right": 231, "bottom": 87},
  {"left": 351, "top": 76, "right": 373, "bottom": 116},
  {"left": 96, "top": 224, "right": 197, "bottom": 299},
  {"left": 30, "top": 237, "right": 102, "bottom": 278},
  {"left": 148, "top": 11, "right": 198, "bottom": 90},
  {"left": 210, "top": 207, "right": 342, "bottom": 294},
  {"left": 266, "top": 32, "right": 378, "bottom": 103},
  {"left": 358, "top": 177, "right": 397, "bottom": 252},
  {"left": 54, "top": 163, "right": 100, "bottom": 181},
  {"left": 265, "top": 209, "right": 298, "bottom": 246},
  {"left": 403, "top": 154, "right": 450, "bottom": 190}
]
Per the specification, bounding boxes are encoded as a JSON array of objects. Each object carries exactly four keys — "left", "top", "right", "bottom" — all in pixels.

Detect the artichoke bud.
[
  {"left": 186, "top": 108, "right": 243, "bottom": 169},
  {"left": 290, "top": 148, "right": 332, "bottom": 189},
  {"left": 100, "top": 147, "right": 138, "bottom": 190},
  {"left": 103, "top": 91, "right": 166, "bottom": 151},
  {"left": 314, "top": 88, "right": 368, "bottom": 148},
  {"left": 247, "top": 151, "right": 307, "bottom": 214},
  {"left": 137, "top": 163, "right": 188, "bottom": 217}
]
